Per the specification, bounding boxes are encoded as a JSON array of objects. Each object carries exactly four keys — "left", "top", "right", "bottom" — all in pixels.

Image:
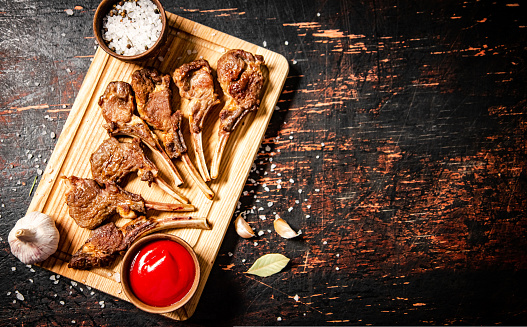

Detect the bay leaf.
[{"left": 246, "top": 253, "right": 290, "bottom": 277}]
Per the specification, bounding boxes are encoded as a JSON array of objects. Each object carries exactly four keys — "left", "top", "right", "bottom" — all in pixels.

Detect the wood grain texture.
[{"left": 1, "top": 0, "right": 527, "bottom": 326}]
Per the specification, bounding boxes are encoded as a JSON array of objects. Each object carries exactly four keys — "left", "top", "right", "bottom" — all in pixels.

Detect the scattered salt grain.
[
  {"left": 71, "top": 281, "right": 77, "bottom": 287},
  {"left": 11, "top": 267, "right": 16, "bottom": 271},
  {"left": 228, "top": 252, "right": 233, "bottom": 257},
  {"left": 289, "top": 179, "right": 295, "bottom": 183},
  {"left": 277, "top": 317, "right": 282, "bottom": 321},
  {"left": 60, "top": 301, "right": 65, "bottom": 305},
  {"left": 259, "top": 215, "right": 266, "bottom": 220},
  {"left": 294, "top": 294, "right": 299, "bottom": 301},
  {"left": 29, "top": 279, "right": 33, "bottom": 283},
  {"left": 315, "top": 188, "right": 320, "bottom": 192},
  {"left": 37, "top": 169, "right": 43, "bottom": 175},
  {"left": 254, "top": 242, "right": 258, "bottom": 246},
  {"left": 321, "top": 142, "right": 325, "bottom": 147},
  {"left": 298, "top": 189, "right": 302, "bottom": 194},
  {"left": 15, "top": 291, "right": 24, "bottom": 301},
  {"left": 242, "top": 259, "right": 246, "bottom": 263},
  {"left": 258, "top": 230, "right": 264, "bottom": 236},
  {"left": 284, "top": 41, "right": 289, "bottom": 45},
  {"left": 336, "top": 267, "right": 340, "bottom": 271},
  {"left": 65, "top": 9, "right": 74, "bottom": 16},
  {"left": 267, "top": 202, "right": 273, "bottom": 207},
  {"left": 306, "top": 215, "right": 310, "bottom": 219},
  {"left": 288, "top": 207, "right": 294, "bottom": 212},
  {"left": 263, "top": 41, "right": 267, "bottom": 47}
]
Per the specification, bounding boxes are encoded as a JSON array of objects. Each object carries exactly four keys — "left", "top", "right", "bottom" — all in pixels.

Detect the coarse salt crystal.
[
  {"left": 15, "top": 291, "right": 24, "bottom": 301},
  {"left": 102, "top": 0, "right": 163, "bottom": 56}
]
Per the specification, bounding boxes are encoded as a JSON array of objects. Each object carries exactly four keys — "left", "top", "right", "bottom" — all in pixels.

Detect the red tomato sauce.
[{"left": 128, "top": 239, "right": 196, "bottom": 307}]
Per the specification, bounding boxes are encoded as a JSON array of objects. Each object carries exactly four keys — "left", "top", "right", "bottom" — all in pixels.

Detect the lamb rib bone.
[
  {"left": 210, "top": 49, "right": 267, "bottom": 179},
  {"left": 68, "top": 216, "right": 210, "bottom": 270},
  {"left": 98, "top": 81, "right": 184, "bottom": 187}
]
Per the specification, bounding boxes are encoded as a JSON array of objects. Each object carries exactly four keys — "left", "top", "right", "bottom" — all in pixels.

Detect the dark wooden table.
[{"left": 1, "top": 0, "right": 527, "bottom": 325}]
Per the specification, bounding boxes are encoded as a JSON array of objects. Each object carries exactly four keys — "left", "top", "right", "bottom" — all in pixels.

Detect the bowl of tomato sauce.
[{"left": 120, "top": 233, "right": 200, "bottom": 313}]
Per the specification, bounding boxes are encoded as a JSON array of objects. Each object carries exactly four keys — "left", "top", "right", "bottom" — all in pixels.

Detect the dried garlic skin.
[
  {"left": 234, "top": 214, "right": 255, "bottom": 238},
  {"left": 273, "top": 218, "right": 299, "bottom": 239},
  {"left": 8, "top": 212, "right": 60, "bottom": 264}
]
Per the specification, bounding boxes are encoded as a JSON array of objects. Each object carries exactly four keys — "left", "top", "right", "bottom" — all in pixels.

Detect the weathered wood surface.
[{"left": 1, "top": 0, "right": 526, "bottom": 326}]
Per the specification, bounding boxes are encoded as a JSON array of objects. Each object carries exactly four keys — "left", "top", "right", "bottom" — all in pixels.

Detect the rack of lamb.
[
  {"left": 64, "top": 176, "right": 194, "bottom": 230},
  {"left": 131, "top": 68, "right": 214, "bottom": 199},
  {"left": 173, "top": 59, "right": 220, "bottom": 182},
  {"left": 98, "top": 81, "right": 184, "bottom": 187},
  {"left": 210, "top": 49, "right": 266, "bottom": 179}
]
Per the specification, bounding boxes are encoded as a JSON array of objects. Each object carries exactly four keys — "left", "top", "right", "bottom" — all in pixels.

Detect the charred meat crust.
[{"left": 216, "top": 49, "right": 266, "bottom": 133}]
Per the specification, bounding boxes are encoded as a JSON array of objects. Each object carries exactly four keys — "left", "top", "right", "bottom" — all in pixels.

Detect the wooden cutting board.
[{"left": 28, "top": 11, "right": 288, "bottom": 321}]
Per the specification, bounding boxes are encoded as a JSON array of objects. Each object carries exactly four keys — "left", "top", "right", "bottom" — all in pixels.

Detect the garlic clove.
[
  {"left": 274, "top": 217, "right": 300, "bottom": 239},
  {"left": 234, "top": 213, "right": 255, "bottom": 238},
  {"left": 8, "top": 212, "right": 60, "bottom": 264}
]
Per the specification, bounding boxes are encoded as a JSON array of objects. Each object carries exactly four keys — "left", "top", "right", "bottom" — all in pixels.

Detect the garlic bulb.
[
  {"left": 8, "top": 211, "right": 60, "bottom": 264},
  {"left": 234, "top": 213, "right": 255, "bottom": 238}
]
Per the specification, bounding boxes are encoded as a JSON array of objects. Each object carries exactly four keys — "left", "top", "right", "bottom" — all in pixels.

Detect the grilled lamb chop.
[
  {"left": 90, "top": 136, "right": 188, "bottom": 203},
  {"left": 131, "top": 68, "right": 214, "bottom": 199},
  {"left": 64, "top": 176, "right": 194, "bottom": 230},
  {"left": 174, "top": 59, "right": 220, "bottom": 182},
  {"left": 210, "top": 49, "right": 266, "bottom": 179},
  {"left": 98, "top": 81, "right": 184, "bottom": 186},
  {"left": 68, "top": 216, "right": 210, "bottom": 270}
]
